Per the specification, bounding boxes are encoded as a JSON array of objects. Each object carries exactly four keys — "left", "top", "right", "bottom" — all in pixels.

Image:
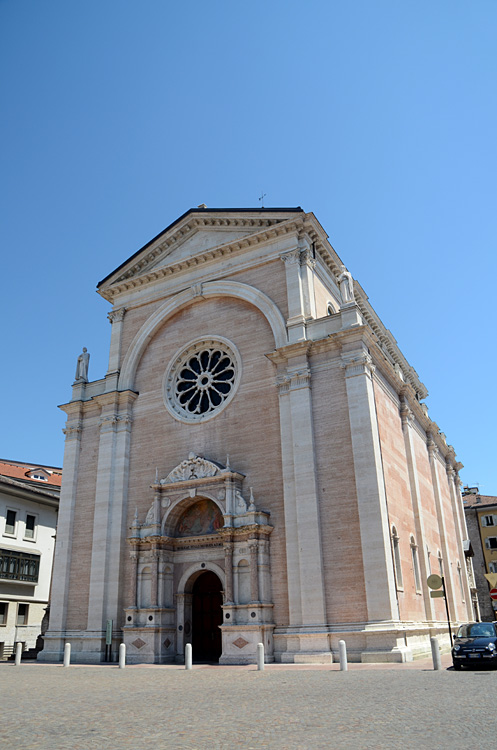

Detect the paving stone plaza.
[{"left": 2, "top": 656, "right": 496, "bottom": 749}]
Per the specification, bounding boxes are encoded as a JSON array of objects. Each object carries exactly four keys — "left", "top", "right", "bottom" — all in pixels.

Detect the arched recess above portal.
[
  {"left": 161, "top": 494, "right": 226, "bottom": 538},
  {"left": 118, "top": 280, "right": 288, "bottom": 392}
]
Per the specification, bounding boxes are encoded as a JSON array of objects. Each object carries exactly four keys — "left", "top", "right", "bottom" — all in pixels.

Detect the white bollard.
[
  {"left": 63, "top": 642, "right": 71, "bottom": 668},
  {"left": 430, "top": 636, "right": 441, "bottom": 671},
  {"left": 119, "top": 643, "right": 126, "bottom": 669},
  {"left": 339, "top": 639, "right": 348, "bottom": 671},
  {"left": 185, "top": 643, "right": 192, "bottom": 670},
  {"left": 14, "top": 642, "right": 22, "bottom": 666},
  {"left": 257, "top": 642, "right": 265, "bottom": 671}
]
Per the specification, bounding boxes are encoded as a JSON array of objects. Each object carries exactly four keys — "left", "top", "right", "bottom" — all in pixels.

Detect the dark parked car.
[{"left": 452, "top": 622, "right": 497, "bottom": 669}]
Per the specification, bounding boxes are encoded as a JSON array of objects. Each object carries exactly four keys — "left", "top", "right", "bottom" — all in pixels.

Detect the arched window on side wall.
[
  {"left": 391, "top": 526, "right": 403, "bottom": 589},
  {"left": 410, "top": 535, "right": 421, "bottom": 593}
]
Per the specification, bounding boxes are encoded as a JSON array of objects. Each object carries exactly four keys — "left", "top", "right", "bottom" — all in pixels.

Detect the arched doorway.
[{"left": 191, "top": 571, "right": 223, "bottom": 662}]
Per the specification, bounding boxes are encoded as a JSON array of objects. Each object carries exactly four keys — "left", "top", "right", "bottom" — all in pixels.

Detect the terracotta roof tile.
[
  {"left": 0, "top": 459, "right": 62, "bottom": 488},
  {"left": 463, "top": 493, "right": 497, "bottom": 509}
]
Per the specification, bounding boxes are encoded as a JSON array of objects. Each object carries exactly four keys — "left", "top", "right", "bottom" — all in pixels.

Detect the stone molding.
[
  {"left": 162, "top": 453, "right": 223, "bottom": 483},
  {"left": 102, "top": 215, "right": 304, "bottom": 301}
]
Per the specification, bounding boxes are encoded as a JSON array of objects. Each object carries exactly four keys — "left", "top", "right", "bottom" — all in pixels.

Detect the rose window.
[{"left": 164, "top": 338, "right": 241, "bottom": 423}]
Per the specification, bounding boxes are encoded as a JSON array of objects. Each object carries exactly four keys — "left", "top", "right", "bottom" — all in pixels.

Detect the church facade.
[{"left": 40, "top": 207, "right": 473, "bottom": 664}]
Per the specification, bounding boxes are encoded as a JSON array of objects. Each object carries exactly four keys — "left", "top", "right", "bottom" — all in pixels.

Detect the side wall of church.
[
  {"left": 310, "top": 348, "right": 368, "bottom": 624},
  {"left": 122, "top": 294, "right": 290, "bottom": 626},
  {"left": 373, "top": 377, "right": 426, "bottom": 622}
]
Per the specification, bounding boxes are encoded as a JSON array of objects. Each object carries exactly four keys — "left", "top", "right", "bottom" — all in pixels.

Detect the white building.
[{"left": 0, "top": 460, "right": 60, "bottom": 659}]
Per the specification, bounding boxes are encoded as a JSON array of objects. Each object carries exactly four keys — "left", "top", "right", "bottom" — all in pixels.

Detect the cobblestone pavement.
[{"left": 1, "top": 655, "right": 496, "bottom": 750}]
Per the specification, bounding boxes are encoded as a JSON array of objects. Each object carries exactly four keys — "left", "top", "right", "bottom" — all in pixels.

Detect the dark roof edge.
[
  {"left": 97, "top": 207, "right": 304, "bottom": 289},
  {"left": 0, "top": 458, "right": 62, "bottom": 472}
]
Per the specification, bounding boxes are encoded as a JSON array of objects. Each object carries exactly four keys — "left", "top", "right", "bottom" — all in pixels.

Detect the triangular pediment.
[{"left": 97, "top": 207, "right": 304, "bottom": 294}]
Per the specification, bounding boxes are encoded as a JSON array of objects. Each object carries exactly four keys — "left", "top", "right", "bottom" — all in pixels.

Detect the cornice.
[{"left": 99, "top": 215, "right": 306, "bottom": 302}]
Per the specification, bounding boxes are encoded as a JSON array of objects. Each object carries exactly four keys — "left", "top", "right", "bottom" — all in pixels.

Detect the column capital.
[
  {"left": 62, "top": 421, "right": 82, "bottom": 440},
  {"left": 99, "top": 414, "right": 119, "bottom": 433},
  {"left": 399, "top": 401, "right": 414, "bottom": 427},
  {"left": 276, "top": 368, "right": 311, "bottom": 394},
  {"left": 108, "top": 307, "right": 126, "bottom": 324},
  {"left": 341, "top": 351, "right": 375, "bottom": 379}
]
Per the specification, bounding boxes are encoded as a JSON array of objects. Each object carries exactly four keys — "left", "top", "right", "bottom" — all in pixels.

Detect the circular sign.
[
  {"left": 427, "top": 574, "right": 443, "bottom": 590},
  {"left": 489, "top": 588, "right": 497, "bottom": 601}
]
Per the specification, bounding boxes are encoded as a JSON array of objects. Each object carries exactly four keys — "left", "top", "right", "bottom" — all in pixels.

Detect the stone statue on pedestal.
[
  {"left": 75, "top": 348, "right": 90, "bottom": 382},
  {"left": 338, "top": 265, "right": 354, "bottom": 304}
]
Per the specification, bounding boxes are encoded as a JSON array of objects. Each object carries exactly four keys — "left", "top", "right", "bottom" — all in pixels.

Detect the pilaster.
[
  {"left": 399, "top": 397, "right": 435, "bottom": 622},
  {"left": 39, "top": 403, "right": 83, "bottom": 660},
  {"left": 106, "top": 307, "right": 126, "bottom": 375},
  {"left": 280, "top": 237, "right": 317, "bottom": 343},
  {"left": 446, "top": 461, "right": 473, "bottom": 617},
  {"left": 426, "top": 434, "right": 457, "bottom": 620},
  {"left": 341, "top": 342, "right": 399, "bottom": 623},
  {"left": 276, "top": 349, "right": 327, "bottom": 626}
]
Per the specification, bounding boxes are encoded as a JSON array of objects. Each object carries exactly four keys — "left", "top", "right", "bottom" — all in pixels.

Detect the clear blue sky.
[{"left": 1, "top": 1, "right": 495, "bottom": 492}]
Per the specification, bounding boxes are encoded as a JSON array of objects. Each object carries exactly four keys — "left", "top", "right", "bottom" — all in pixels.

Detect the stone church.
[{"left": 40, "top": 207, "right": 473, "bottom": 664}]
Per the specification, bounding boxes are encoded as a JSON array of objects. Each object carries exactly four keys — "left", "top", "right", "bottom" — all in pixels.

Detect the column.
[
  {"left": 276, "top": 347, "right": 327, "bottom": 626},
  {"left": 87, "top": 396, "right": 119, "bottom": 634},
  {"left": 129, "top": 550, "right": 139, "bottom": 609},
  {"left": 249, "top": 539, "right": 259, "bottom": 603},
  {"left": 341, "top": 343, "right": 398, "bottom": 623},
  {"left": 275, "top": 375, "right": 302, "bottom": 625},
  {"left": 104, "top": 393, "right": 137, "bottom": 625},
  {"left": 280, "top": 238, "right": 316, "bottom": 343},
  {"left": 399, "top": 397, "right": 435, "bottom": 622},
  {"left": 224, "top": 542, "right": 234, "bottom": 604},
  {"left": 150, "top": 547, "right": 159, "bottom": 608},
  {"left": 106, "top": 307, "right": 126, "bottom": 375}
]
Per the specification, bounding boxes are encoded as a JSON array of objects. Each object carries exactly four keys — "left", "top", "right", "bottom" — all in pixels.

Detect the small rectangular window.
[
  {"left": 5, "top": 510, "right": 16, "bottom": 535},
  {"left": 0, "top": 602, "right": 7, "bottom": 625},
  {"left": 17, "top": 603, "right": 28, "bottom": 626},
  {"left": 485, "top": 537, "right": 497, "bottom": 550},
  {"left": 482, "top": 515, "right": 497, "bottom": 527},
  {"left": 25, "top": 515, "right": 36, "bottom": 539},
  {"left": 489, "top": 562, "right": 497, "bottom": 573}
]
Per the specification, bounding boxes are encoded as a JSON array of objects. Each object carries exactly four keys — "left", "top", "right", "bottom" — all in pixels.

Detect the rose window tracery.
[{"left": 164, "top": 337, "right": 241, "bottom": 423}]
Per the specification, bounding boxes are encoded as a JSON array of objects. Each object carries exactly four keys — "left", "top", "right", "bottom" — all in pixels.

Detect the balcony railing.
[{"left": 0, "top": 549, "right": 40, "bottom": 583}]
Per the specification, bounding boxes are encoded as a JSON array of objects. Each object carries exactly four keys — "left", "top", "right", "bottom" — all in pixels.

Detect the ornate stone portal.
[{"left": 123, "top": 454, "right": 274, "bottom": 664}]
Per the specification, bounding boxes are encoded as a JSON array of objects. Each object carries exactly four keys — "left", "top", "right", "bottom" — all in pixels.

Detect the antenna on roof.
[{"left": 259, "top": 191, "right": 267, "bottom": 208}]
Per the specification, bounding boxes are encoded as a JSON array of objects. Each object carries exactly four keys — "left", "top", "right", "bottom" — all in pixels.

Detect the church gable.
[{"left": 97, "top": 207, "right": 304, "bottom": 298}]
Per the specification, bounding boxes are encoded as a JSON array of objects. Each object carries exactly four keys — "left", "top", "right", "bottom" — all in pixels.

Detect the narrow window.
[
  {"left": 17, "top": 603, "right": 28, "bottom": 625},
  {"left": 410, "top": 536, "right": 421, "bottom": 592},
  {"left": 0, "top": 602, "right": 7, "bottom": 625},
  {"left": 25, "top": 515, "right": 36, "bottom": 540},
  {"left": 485, "top": 537, "right": 497, "bottom": 550},
  {"left": 327, "top": 303, "right": 335, "bottom": 316},
  {"left": 489, "top": 561, "right": 497, "bottom": 573},
  {"left": 426, "top": 547, "right": 432, "bottom": 575},
  {"left": 457, "top": 562, "right": 465, "bottom": 602},
  {"left": 5, "top": 510, "right": 16, "bottom": 535},
  {"left": 391, "top": 526, "right": 403, "bottom": 588},
  {"left": 438, "top": 551, "right": 444, "bottom": 577},
  {"left": 483, "top": 515, "right": 497, "bottom": 527}
]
